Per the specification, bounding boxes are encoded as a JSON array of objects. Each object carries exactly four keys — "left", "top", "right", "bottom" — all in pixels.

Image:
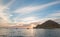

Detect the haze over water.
[{"left": 0, "top": 28, "right": 60, "bottom": 37}]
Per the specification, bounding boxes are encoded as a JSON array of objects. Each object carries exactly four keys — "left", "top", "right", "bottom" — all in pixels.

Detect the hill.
[{"left": 34, "top": 20, "right": 60, "bottom": 29}]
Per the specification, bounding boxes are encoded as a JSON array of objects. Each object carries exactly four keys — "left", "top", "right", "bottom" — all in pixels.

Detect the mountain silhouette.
[{"left": 34, "top": 20, "right": 60, "bottom": 29}]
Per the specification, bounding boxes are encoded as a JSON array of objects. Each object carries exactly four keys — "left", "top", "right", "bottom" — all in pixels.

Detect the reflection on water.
[
  {"left": 34, "top": 29, "right": 60, "bottom": 37},
  {"left": 0, "top": 28, "right": 34, "bottom": 37},
  {"left": 0, "top": 28, "right": 60, "bottom": 37}
]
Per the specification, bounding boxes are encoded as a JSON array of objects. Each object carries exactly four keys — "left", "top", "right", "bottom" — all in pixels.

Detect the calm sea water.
[{"left": 0, "top": 28, "right": 60, "bottom": 37}]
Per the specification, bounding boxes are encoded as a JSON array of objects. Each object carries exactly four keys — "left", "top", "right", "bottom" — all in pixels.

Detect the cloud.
[
  {"left": 0, "top": 5, "right": 9, "bottom": 22},
  {"left": 13, "top": 10, "right": 60, "bottom": 24},
  {"left": 5, "top": 0, "right": 15, "bottom": 7},
  {"left": 13, "top": 16, "right": 40, "bottom": 24},
  {"left": 21, "top": 17, "right": 58, "bottom": 24},
  {"left": 14, "top": 16, "right": 57, "bottom": 24},
  {"left": 44, "top": 11, "right": 60, "bottom": 24},
  {"left": 54, "top": 19, "right": 60, "bottom": 24},
  {"left": 0, "top": 0, "right": 2, "bottom": 5},
  {"left": 21, "top": 16, "right": 38, "bottom": 21},
  {"left": 38, "top": 17, "right": 58, "bottom": 24},
  {"left": 0, "top": 0, "right": 15, "bottom": 23},
  {"left": 13, "top": 14, "right": 59, "bottom": 24},
  {"left": 14, "top": 1, "right": 60, "bottom": 14},
  {"left": 50, "top": 11, "right": 60, "bottom": 17},
  {"left": 46, "top": 11, "right": 60, "bottom": 18}
]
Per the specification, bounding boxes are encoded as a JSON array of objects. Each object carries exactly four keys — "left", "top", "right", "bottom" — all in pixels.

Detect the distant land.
[{"left": 34, "top": 20, "right": 60, "bottom": 29}]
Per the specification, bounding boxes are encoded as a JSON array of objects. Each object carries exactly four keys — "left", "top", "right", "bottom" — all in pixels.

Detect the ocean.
[{"left": 0, "top": 28, "right": 60, "bottom": 37}]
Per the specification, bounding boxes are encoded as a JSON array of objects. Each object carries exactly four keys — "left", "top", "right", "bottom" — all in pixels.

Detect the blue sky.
[{"left": 0, "top": 0, "right": 60, "bottom": 24}]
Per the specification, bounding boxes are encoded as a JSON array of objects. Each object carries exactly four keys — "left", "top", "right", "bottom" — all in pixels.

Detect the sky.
[{"left": 0, "top": 0, "right": 60, "bottom": 24}]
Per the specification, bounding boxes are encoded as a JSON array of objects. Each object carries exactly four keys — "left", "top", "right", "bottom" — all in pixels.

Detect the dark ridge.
[{"left": 34, "top": 20, "right": 60, "bottom": 29}]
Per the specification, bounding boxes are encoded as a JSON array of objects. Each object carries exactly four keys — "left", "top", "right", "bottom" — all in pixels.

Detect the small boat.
[{"left": 27, "top": 28, "right": 29, "bottom": 29}]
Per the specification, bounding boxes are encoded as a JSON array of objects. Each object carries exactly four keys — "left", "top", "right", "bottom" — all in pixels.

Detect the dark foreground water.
[{"left": 0, "top": 28, "right": 60, "bottom": 37}]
